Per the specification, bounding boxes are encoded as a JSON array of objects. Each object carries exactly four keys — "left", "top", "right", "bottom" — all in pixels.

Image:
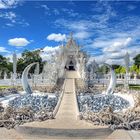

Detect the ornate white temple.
[
  {"left": 57, "top": 34, "right": 87, "bottom": 79},
  {"left": 31, "top": 34, "right": 88, "bottom": 86}
]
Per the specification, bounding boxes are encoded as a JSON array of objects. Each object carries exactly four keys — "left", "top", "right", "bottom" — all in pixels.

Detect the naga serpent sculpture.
[
  {"left": 104, "top": 63, "right": 116, "bottom": 95},
  {"left": 21, "top": 62, "right": 38, "bottom": 94}
]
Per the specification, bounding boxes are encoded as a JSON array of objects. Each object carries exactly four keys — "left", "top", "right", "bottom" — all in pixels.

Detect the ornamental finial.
[{"left": 70, "top": 32, "right": 73, "bottom": 39}]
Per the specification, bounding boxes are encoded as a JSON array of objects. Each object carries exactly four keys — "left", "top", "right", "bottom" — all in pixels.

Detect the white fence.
[
  {"left": 88, "top": 78, "right": 140, "bottom": 85},
  {"left": 1, "top": 78, "right": 140, "bottom": 86}
]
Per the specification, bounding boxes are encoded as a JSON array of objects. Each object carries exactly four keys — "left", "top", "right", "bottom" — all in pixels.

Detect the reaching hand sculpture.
[
  {"left": 104, "top": 63, "right": 116, "bottom": 95},
  {"left": 22, "top": 62, "right": 38, "bottom": 94}
]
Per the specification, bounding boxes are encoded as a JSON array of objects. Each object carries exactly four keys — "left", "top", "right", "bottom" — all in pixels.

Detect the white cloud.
[
  {"left": 55, "top": 19, "right": 93, "bottom": 31},
  {"left": 0, "top": 11, "right": 29, "bottom": 27},
  {"left": 40, "top": 46, "right": 60, "bottom": 61},
  {"left": 0, "top": 0, "right": 21, "bottom": 9},
  {"left": 61, "top": 8, "right": 79, "bottom": 17},
  {"left": 8, "top": 38, "right": 30, "bottom": 47},
  {"left": 0, "top": 47, "right": 9, "bottom": 53},
  {"left": 0, "top": 11, "right": 16, "bottom": 23},
  {"left": 47, "top": 33, "right": 66, "bottom": 42},
  {"left": 127, "top": 5, "right": 136, "bottom": 11},
  {"left": 103, "top": 37, "right": 132, "bottom": 53},
  {"left": 5, "top": 52, "right": 21, "bottom": 62},
  {"left": 5, "top": 23, "right": 14, "bottom": 27},
  {"left": 53, "top": 9, "right": 60, "bottom": 15},
  {"left": 107, "top": 52, "right": 126, "bottom": 59},
  {"left": 74, "top": 31, "right": 91, "bottom": 39},
  {"left": 41, "top": 4, "right": 49, "bottom": 10},
  {"left": 91, "top": 55, "right": 106, "bottom": 64}
]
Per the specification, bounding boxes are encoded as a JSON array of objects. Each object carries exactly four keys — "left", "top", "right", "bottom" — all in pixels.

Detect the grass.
[
  {"left": 116, "top": 84, "right": 140, "bottom": 90},
  {"left": 0, "top": 86, "right": 12, "bottom": 90},
  {"left": 129, "top": 84, "right": 140, "bottom": 90}
]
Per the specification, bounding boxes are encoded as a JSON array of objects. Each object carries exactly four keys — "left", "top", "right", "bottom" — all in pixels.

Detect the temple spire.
[{"left": 70, "top": 32, "right": 73, "bottom": 40}]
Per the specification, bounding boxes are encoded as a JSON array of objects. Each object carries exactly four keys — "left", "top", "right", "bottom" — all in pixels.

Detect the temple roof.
[{"left": 66, "top": 33, "right": 79, "bottom": 50}]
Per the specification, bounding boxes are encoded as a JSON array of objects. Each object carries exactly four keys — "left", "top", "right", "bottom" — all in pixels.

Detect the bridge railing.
[
  {"left": 1, "top": 78, "right": 140, "bottom": 86},
  {"left": 52, "top": 79, "right": 66, "bottom": 118},
  {"left": 73, "top": 79, "right": 81, "bottom": 119}
]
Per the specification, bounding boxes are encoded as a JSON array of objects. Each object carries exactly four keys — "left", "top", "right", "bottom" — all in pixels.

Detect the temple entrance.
[
  {"left": 65, "top": 59, "right": 76, "bottom": 71},
  {"left": 68, "top": 60, "right": 75, "bottom": 71},
  {"left": 69, "top": 66, "right": 75, "bottom": 70}
]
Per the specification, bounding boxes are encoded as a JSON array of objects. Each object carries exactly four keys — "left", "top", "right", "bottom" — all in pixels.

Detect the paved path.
[{"left": 65, "top": 71, "right": 81, "bottom": 79}]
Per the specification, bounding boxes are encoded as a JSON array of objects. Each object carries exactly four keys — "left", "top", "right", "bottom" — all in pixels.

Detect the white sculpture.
[
  {"left": 124, "top": 52, "right": 130, "bottom": 89},
  {"left": 22, "top": 62, "right": 38, "bottom": 94},
  {"left": 124, "top": 52, "right": 130, "bottom": 73},
  {"left": 4, "top": 71, "right": 7, "bottom": 80},
  {"left": 34, "top": 62, "right": 39, "bottom": 75},
  {"left": 104, "top": 63, "right": 116, "bottom": 95},
  {"left": 13, "top": 51, "right": 17, "bottom": 80}
]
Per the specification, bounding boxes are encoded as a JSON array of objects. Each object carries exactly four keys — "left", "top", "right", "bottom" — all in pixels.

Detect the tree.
[
  {"left": 115, "top": 66, "right": 126, "bottom": 74},
  {"left": 17, "top": 49, "right": 44, "bottom": 74},
  {"left": 112, "top": 65, "right": 120, "bottom": 70},
  {"left": 17, "top": 58, "right": 24, "bottom": 74},
  {"left": 98, "top": 65, "right": 109, "bottom": 74},
  {"left": 0, "top": 55, "right": 12, "bottom": 78},
  {"left": 130, "top": 64, "right": 140, "bottom": 74},
  {"left": 133, "top": 54, "right": 140, "bottom": 67}
]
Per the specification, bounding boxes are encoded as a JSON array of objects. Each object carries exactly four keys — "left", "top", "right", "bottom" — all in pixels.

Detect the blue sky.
[{"left": 0, "top": 0, "right": 140, "bottom": 64}]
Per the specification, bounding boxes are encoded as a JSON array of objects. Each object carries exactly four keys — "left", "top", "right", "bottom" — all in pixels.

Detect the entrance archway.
[
  {"left": 65, "top": 58, "right": 76, "bottom": 71},
  {"left": 68, "top": 60, "right": 75, "bottom": 70}
]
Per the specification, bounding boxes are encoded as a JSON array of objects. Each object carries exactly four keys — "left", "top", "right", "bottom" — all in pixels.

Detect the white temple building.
[{"left": 57, "top": 34, "right": 87, "bottom": 79}]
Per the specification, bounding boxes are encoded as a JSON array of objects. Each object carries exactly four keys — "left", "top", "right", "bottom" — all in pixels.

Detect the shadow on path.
[{"left": 16, "top": 126, "right": 113, "bottom": 139}]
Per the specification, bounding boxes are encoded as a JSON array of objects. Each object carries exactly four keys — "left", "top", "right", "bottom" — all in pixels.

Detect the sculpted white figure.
[
  {"left": 22, "top": 62, "right": 38, "bottom": 94},
  {"left": 104, "top": 63, "right": 116, "bottom": 95}
]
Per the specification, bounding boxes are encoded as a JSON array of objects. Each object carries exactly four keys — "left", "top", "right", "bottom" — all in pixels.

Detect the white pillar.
[{"left": 13, "top": 51, "right": 17, "bottom": 80}]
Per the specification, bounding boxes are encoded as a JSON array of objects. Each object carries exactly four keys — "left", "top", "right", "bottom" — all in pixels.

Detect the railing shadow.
[{"left": 16, "top": 126, "right": 113, "bottom": 138}]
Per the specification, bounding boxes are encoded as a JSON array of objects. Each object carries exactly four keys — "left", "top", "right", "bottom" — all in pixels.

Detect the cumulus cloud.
[
  {"left": 8, "top": 38, "right": 30, "bottom": 47},
  {"left": 47, "top": 33, "right": 66, "bottom": 42},
  {"left": 0, "top": 46, "right": 9, "bottom": 53},
  {"left": 40, "top": 46, "right": 60, "bottom": 61},
  {"left": 103, "top": 37, "right": 132, "bottom": 53}
]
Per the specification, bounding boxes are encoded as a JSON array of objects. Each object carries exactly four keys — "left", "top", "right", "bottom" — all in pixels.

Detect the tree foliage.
[
  {"left": 130, "top": 64, "right": 140, "bottom": 74},
  {"left": 133, "top": 54, "right": 140, "bottom": 66},
  {"left": 115, "top": 66, "right": 126, "bottom": 74},
  {"left": 0, "top": 55, "right": 12, "bottom": 78},
  {"left": 17, "top": 50, "right": 44, "bottom": 74},
  {"left": 0, "top": 50, "right": 44, "bottom": 77}
]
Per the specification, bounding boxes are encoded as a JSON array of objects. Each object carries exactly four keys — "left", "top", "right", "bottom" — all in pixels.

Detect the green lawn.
[
  {"left": 129, "top": 84, "right": 140, "bottom": 90},
  {"left": 0, "top": 86, "right": 12, "bottom": 90},
  {"left": 116, "top": 84, "right": 140, "bottom": 90}
]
